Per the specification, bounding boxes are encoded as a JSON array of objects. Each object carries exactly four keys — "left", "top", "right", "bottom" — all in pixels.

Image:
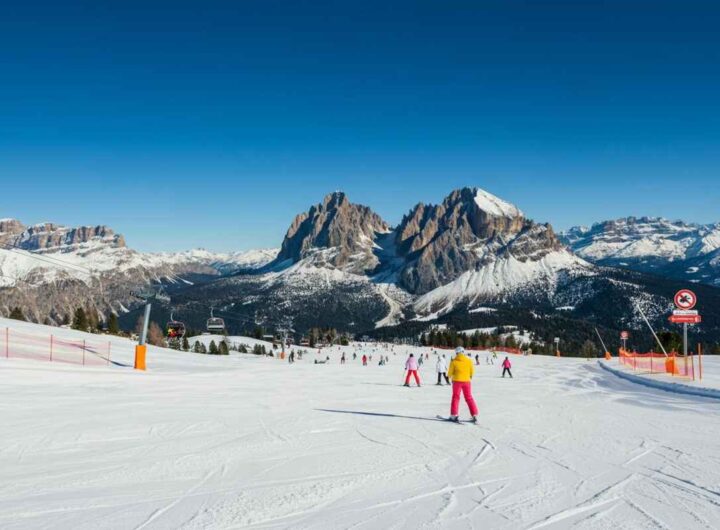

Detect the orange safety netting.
[
  {"left": 2, "top": 328, "right": 112, "bottom": 366},
  {"left": 618, "top": 347, "right": 696, "bottom": 379}
]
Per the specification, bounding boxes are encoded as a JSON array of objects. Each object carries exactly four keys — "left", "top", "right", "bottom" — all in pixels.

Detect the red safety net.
[
  {"left": 2, "top": 327, "right": 111, "bottom": 367},
  {"left": 618, "top": 348, "right": 696, "bottom": 379}
]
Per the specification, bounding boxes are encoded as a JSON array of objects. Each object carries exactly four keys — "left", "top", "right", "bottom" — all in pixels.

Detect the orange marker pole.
[
  {"left": 134, "top": 345, "right": 147, "bottom": 370},
  {"left": 698, "top": 343, "right": 703, "bottom": 381},
  {"left": 135, "top": 303, "right": 152, "bottom": 371}
]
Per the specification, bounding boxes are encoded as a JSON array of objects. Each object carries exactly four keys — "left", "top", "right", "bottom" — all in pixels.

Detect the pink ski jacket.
[
  {"left": 502, "top": 358, "right": 512, "bottom": 369},
  {"left": 405, "top": 356, "right": 419, "bottom": 370}
]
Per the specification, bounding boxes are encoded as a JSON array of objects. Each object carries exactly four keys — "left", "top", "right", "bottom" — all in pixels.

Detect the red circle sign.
[
  {"left": 621, "top": 331, "right": 629, "bottom": 340},
  {"left": 674, "top": 289, "right": 697, "bottom": 310}
]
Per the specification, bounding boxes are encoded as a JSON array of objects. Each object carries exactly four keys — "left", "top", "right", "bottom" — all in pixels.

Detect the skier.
[
  {"left": 353, "top": 352, "right": 357, "bottom": 361},
  {"left": 362, "top": 354, "right": 368, "bottom": 366},
  {"left": 288, "top": 350, "right": 295, "bottom": 363},
  {"left": 436, "top": 354, "right": 450, "bottom": 385},
  {"left": 418, "top": 355, "right": 424, "bottom": 367},
  {"left": 501, "top": 356, "right": 513, "bottom": 378},
  {"left": 447, "top": 347, "right": 479, "bottom": 423},
  {"left": 341, "top": 353, "right": 346, "bottom": 364},
  {"left": 475, "top": 354, "right": 480, "bottom": 366},
  {"left": 404, "top": 354, "right": 421, "bottom": 387}
]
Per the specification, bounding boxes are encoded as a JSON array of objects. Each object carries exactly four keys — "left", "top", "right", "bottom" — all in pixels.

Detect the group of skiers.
[{"left": 404, "top": 347, "right": 513, "bottom": 423}]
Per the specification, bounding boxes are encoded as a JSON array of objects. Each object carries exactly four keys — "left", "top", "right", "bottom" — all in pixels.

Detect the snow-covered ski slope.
[{"left": 2, "top": 320, "right": 720, "bottom": 529}]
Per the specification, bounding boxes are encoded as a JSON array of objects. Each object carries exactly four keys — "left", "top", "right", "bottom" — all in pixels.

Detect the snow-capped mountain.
[
  {"left": 177, "top": 188, "right": 631, "bottom": 332},
  {"left": 0, "top": 218, "right": 277, "bottom": 323},
  {"left": 560, "top": 217, "right": 720, "bottom": 287},
  {"left": 390, "top": 187, "right": 591, "bottom": 313}
]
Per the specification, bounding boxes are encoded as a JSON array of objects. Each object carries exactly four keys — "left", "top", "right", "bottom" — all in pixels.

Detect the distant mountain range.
[
  {"left": 560, "top": 217, "right": 720, "bottom": 287},
  {"left": 1, "top": 191, "right": 718, "bottom": 351}
]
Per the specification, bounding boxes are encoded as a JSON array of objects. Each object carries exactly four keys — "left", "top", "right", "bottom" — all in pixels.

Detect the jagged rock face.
[
  {"left": 0, "top": 219, "right": 125, "bottom": 251},
  {"left": 394, "top": 187, "right": 563, "bottom": 294},
  {"left": 274, "top": 192, "right": 390, "bottom": 273}
]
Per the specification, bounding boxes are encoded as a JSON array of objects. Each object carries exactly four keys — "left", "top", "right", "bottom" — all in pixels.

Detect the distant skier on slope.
[
  {"left": 436, "top": 354, "right": 450, "bottom": 385},
  {"left": 341, "top": 353, "right": 346, "bottom": 364},
  {"left": 501, "top": 356, "right": 513, "bottom": 378},
  {"left": 362, "top": 354, "right": 368, "bottom": 366},
  {"left": 403, "top": 354, "right": 421, "bottom": 387},
  {"left": 447, "top": 347, "right": 479, "bottom": 423}
]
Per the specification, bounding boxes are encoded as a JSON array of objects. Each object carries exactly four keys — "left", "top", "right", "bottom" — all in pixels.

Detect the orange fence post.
[
  {"left": 691, "top": 351, "right": 695, "bottom": 381},
  {"left": 650, "top": 352, "right": 653, "bottom": 373},
  {"left": 82, "top": 340, "right": 86, "bottom": 366},
  {"left": 698, "top": 343, "right": 703, "bottom": 381}
]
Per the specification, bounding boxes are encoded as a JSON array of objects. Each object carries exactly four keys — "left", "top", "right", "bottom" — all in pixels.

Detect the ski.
[{"left": 436, "top": 415, "right": 464, "bottom": 424}]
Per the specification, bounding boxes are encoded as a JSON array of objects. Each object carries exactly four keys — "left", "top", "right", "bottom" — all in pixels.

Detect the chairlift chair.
[
  {"left": 206, "top": 307, "right": 226, "bottom": 333},
  {"left": 166, "top": 312, "right": 186, "bottom": 339}
]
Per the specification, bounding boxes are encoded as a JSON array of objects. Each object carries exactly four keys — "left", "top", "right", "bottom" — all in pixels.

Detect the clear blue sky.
[{"left": 1, "top": 1, "right": 719, "bottom": 252}]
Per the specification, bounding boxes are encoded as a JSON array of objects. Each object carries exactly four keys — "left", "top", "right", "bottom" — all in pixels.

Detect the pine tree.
[
  {"left": 193, "top": 341, "right": 202, "bottom": 353},
  {"left": 72, "top": 307, "right": 88, "bottom": 331},
  {"left": 209, "top": 340, "right": 219, "bottom": 354},
  {"left": 9, "top": 307, "right": 25, "bottom": 321},
  {"left": 108, "top": 313, "right": 120, "bottom": 335},
  {"left": 182, "top": 337, "right": 189, "bottom": 351},
  {"left": 219, "top": 341, "right": 229, "bottom": 355}
]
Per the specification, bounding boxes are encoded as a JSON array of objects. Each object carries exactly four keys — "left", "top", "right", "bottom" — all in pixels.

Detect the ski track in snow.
[{"left": 1, "top": 318, "right": 720, "bottom": 529}]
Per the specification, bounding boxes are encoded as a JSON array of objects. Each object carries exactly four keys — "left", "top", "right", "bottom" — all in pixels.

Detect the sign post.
[
  {"left": 670, "top": 290, "right": 700, "bottom": 363},
  {"left": 620, "top": 330, "right": 629, "bottom": 351}
]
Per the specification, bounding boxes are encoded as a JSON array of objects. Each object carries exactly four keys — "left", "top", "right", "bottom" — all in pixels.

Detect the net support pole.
[
  {"left": 135, "top": 303, "right": 151, "bottom": 371},
  {"left": 636, "top": 304, "right": 668, "bottom": 358}
]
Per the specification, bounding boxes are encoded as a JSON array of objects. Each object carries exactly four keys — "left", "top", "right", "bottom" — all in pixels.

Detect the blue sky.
[{"left": 1, "top": 1, "right": 719, "bottom": 252}]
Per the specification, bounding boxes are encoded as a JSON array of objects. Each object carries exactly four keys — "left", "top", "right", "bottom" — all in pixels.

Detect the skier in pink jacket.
[
  {"left": 501, "top": 356, "right": 513, "bottom": 378},
  {"left": 404, "top": 354, "right": 421, "bottom": 387}
]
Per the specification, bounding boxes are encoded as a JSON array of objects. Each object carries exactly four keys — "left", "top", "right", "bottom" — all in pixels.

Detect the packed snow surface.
[{"left": 2, "top": 318, "right": 720, "bottom": 529}]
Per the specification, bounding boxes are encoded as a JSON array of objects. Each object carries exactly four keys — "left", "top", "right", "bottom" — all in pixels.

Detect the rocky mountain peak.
[
  {"left": 273, "top": 191, "right": 390, "bottom": 273},
  {"left": 392, "top": 187, "right": 562, "bottom": 294}
]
